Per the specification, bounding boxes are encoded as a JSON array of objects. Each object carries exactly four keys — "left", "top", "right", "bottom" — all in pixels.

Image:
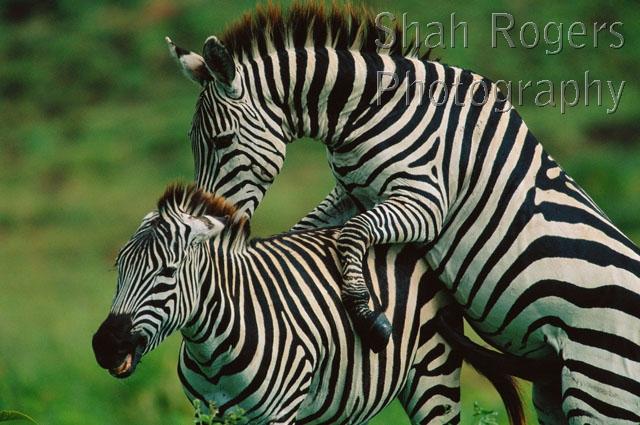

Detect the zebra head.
[
  {"left": 92, "top": 184, "right": 231, "bottom": 378},
  {"left": 167, "top": 36, "right": 287, "bottom": 217}
]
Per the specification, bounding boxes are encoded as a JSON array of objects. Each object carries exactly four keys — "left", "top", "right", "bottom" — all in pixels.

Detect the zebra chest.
[
  {"left": 330, "top": 167, "right": 394, "bottom": 211},
  {"left": 329, "top": 148, "right": 435, "bottom": 210},
  {"left": 179, "top": 340, "right": 318, "bottom": 422},
  {"left": 347, "top": 185, "right": 384, "bottom": 210}
]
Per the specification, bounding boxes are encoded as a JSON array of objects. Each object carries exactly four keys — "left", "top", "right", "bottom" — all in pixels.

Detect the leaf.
[
  {"left": 472, "top": 402, "right": 499, "bottom": 425},
  {"left": 0, "top": 411, "right": 37, "bottom": 424}
]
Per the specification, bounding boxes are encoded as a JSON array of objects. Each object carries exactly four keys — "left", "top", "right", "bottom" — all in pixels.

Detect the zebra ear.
[
  {"left": 202, "top": 36, "right": 241, "bottom": 94},
  {"left": 184, "top": 214, "right": 227, "bottom": 245},
  {"left": 166, "top": 36, "right": 213, "bottom": 86}
]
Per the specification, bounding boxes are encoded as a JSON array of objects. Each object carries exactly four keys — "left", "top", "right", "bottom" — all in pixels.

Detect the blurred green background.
[{"left": 0, "top": 1, "right": 638, "bottom": 424}]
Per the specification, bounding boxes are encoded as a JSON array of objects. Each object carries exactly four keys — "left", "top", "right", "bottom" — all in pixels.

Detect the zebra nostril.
[{"left": 92, "top": 328, "right": 116, "bottom": 369}]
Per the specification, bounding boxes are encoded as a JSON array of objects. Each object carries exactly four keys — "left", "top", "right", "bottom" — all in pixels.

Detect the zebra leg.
[
  {"left": 532, "top": 377, "right": 564, "bottom": 425},
  {"left": 559, "top": 359, "right": 640, "bottom": 425},
  {"left": 554, "top": 336, "right": 640, "bottom": 425},
  {"left": 337, "top": 196, "right": 437, "bottom": 352},
  {"left": 291, "top": 184, "right": 357, "bottom": 231},
  {"left": 398, "top": 307, "right": 462, "bottom": 424}
]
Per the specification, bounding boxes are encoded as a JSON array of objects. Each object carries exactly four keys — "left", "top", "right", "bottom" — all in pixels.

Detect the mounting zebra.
[
  {"left": 165, "top": 2, "right": 640, "bottom": 423},
  {"left": 92, "top": 183, "right": 525, "bottom": 425}
]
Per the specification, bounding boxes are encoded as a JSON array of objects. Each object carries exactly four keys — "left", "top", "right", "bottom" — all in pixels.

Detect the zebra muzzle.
[{"left": 92, "top": 314, "right": 147, "bottom": 379}]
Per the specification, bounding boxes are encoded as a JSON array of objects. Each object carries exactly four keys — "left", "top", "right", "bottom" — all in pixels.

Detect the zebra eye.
[
  {"left": 212, "top": 134, "right": 235, "bottom": 149},
  {"left": 158, "top": 266, "right": 177, "bottom": 278}
]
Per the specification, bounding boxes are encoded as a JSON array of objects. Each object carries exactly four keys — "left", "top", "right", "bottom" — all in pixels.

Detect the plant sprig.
[
  {"left": 472, "top": 401, "right": 500, "bottom": 425},
  {"left": 193, "top": 399, "right": 246, "bottom": 425}
]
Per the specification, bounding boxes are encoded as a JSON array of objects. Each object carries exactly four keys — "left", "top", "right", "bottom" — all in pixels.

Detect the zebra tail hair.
[{"left": 467, "top": 357, "right": 524, "bottom": 425}]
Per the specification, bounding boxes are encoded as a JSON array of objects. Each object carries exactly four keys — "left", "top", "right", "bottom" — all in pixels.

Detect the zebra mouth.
[
  {"left": 111, "top": 354, "right": 133, "bottom": 377},
  {"left": 109, "top": 344, "right": 144, "bottom": 379},
  {"left": 93, "top": 314, "right": 148, "bottom": 379}
]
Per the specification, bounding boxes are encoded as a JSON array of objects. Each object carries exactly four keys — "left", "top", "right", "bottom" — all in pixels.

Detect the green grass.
[{"left": 0, "top": 1, "right": 638, "bottom": 424}]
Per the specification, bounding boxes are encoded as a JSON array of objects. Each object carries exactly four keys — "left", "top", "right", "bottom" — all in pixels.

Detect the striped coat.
[
  {"left": 93, "top": 184, "right": 523, "bottom": 424},
  {"left": 165, "top": 3, "right": 640, "bottom": 423}
]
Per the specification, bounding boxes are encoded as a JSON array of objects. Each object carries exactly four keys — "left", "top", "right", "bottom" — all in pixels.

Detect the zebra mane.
[
  {"left": 157, "top": 183, "right": 247, "bottom": 231},
  {"left": 219, "top": 1, "right": 430, "bottom": 61}
]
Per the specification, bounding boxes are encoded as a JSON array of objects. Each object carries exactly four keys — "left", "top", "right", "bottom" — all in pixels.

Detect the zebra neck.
[
  {"left": 207, "top": 223, "right": 249, "bottom": 253},
  {"left": 252, "top": 48, "right": 422, "bottom": 150},
  {"left": 180, "top": 243, "right": 250, "bottom": 368}
]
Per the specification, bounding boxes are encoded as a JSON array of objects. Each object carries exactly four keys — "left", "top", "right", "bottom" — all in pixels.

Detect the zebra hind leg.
[{"left": 559, "top": 360, "right": 640, "bottom": 425}]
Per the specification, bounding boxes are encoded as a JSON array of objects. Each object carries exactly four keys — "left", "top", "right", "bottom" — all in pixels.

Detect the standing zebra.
[
  {"left": 92, "top": 183, "right": 525, "bottom": 425},
  {"left": 165, "top": 3, "right": 640, "bottom": 423}
]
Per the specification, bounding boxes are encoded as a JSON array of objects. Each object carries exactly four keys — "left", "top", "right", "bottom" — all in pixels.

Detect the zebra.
[
  {"left": 92, "top": 183, "right": 526, "bottom": 425},
  {"left": 164, "top": 3, "right": 640, "bottom": 423}
]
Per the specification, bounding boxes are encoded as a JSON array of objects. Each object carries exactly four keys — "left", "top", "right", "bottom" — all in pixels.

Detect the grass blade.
[{"left": 0, "top": 411, "right": 37, "bottom": 424}]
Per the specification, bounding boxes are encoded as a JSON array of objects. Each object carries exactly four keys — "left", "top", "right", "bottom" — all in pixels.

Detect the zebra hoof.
[{"left": 364, "top": 313, "right": 392, "bottom": 353}]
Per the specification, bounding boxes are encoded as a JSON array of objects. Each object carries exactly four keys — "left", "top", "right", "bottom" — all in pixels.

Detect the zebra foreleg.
[
  {"left": 290, "top": 184, "right": 357, "bottom": 231},
  {"left": 398, "top": 337, "right": 462, "bottom": 424},
  {"left": 337, "top": 195, "right": 438, "bottom": 352}
]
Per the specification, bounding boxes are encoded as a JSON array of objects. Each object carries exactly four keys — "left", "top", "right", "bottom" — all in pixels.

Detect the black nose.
[{"left": 92, "top": 314, "right": 136, "bottom": 369}]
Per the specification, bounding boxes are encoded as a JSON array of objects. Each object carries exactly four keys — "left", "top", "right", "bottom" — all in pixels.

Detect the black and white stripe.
[
  {"left": 95, "top": 183, "right": 496, "bottom": 424},
  {"left": 167, "top": 3, "right": 640, "bottom": 423}
]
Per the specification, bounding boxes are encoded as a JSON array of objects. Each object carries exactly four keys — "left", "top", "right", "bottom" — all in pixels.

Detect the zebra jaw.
[
  {"left": 109, "top": 343, "right": 144, "bottom": 379},
  {"left": 92, "top": 314, "right": 148, "bottom": 379}
]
